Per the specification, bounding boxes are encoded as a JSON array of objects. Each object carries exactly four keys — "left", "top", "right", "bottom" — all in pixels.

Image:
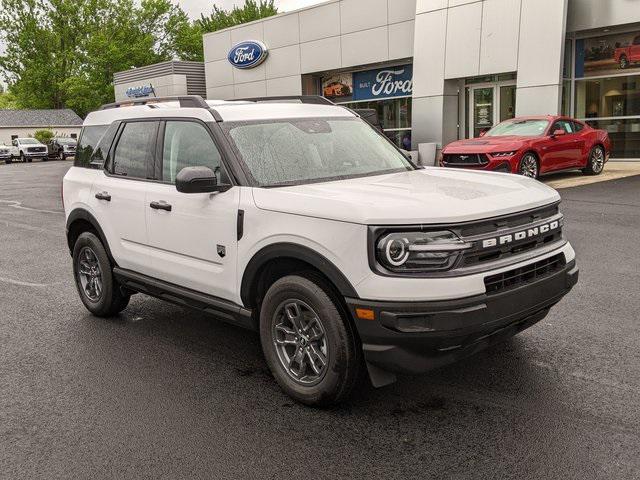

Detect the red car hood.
[{"left": 444, "top": 136, "right": 527, "bottom": 154}]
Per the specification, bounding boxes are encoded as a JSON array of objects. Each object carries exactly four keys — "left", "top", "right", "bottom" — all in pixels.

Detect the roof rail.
[
  {"left": 100, "top": 95, "right": 209, "bottom": 110},
  {"left": 235, "top": 95, "right": 335, "bottom": 106}
]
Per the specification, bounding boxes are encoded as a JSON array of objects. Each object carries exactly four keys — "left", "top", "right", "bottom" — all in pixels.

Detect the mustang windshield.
[
  {"left": 222, "top": 117, "right": 414, "bottom": 186},
  {"left": 485, "top": 119, "right": 549, "bottom": 137}
]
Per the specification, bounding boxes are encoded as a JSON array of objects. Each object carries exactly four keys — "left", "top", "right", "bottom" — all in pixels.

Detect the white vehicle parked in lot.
[
  {"left": 9, "top": 137, "right": 48, "bottom": 163},
  {"left": 63, "top": 95, "right": 579, "bottom": 406},
  {"left": 0, "top": 143, "right": 11, "bottom": 164}
]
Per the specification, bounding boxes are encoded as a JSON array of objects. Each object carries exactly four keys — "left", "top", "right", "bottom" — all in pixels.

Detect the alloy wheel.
[
  {"left": 77, "top": 246, "right": 103, "bottom": 302},
  {"left": 519, "top": 155, "right": 538, "bottom": 178},
  {"left": 272, "top": 299, "right": 329, "bottom": 386},
  {"left": 591, "top": 148, "right": 604, "bottom": 173}
]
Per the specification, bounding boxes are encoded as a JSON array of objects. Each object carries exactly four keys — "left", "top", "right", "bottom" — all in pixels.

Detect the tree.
[
  {"left": 0, "top": 0, "right": 192, "bottom": 117},
  {"left": 33, "top": 129, "right": 54, "bottom": 144},
  {"left": 176, "top": 0, "right": 278, "bottom": 61}
]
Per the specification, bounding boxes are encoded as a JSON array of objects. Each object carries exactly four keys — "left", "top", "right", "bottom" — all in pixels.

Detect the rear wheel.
[
  {"left": 518, "top": 153, "right": 539, "bottom": 179},
  {"left": 72, "top": 232, "right": 130, "bottom": 317},
  {"left": 58, "top": 150, "right": 64, "bottom": 161},
  {"left": 260, "top": 274, "right": 361, "bottom": 406},
  {"left": 4, "top": 158, "right": 11, "bottom": 165},
  {"left": 583, "top": 145, "right": 605, "bottom": 175}
]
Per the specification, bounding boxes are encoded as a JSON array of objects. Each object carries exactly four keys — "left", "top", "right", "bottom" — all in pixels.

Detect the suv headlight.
[{"left": 375, "top": 231, "right": 471, "bottom": 273}]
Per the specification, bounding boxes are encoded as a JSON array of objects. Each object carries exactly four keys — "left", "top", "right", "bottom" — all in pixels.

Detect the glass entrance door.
[
  {"left": 469, "top": 83, "right": 517, "bottom": 138},
  {"left": 471, "top": 87, "right": 494, "bottom": 138}
]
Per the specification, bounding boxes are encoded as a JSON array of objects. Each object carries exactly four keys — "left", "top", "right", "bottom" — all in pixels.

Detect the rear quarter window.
[{"left": 74, "top": 125, "right": 109, "bottom": 168}]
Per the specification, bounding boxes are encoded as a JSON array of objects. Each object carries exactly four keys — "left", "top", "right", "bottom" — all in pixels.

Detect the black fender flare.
[
  {"left": 65, "top": 208, "right": 115, "bottom": 263},
  {"left": 240, "top": 243, "right": 359, "bottom": 306}
]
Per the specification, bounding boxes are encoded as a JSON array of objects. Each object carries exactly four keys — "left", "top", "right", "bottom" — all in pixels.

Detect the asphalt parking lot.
[{"left": 1, "top": 161, "right": 639, "bottom": 479}]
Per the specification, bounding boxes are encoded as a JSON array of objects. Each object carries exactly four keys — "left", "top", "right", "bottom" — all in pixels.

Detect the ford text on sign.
[
  {"left": 228, "top": 41, "right": 269, "bottom": 69},
  {"left": 353, "top": 65, "right": 413, "bottom": 101}
]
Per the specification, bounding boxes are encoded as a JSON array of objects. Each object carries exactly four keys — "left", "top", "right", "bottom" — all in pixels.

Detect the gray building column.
[{"left": 515, "top": 0, "right": 569, "bottom": 116}]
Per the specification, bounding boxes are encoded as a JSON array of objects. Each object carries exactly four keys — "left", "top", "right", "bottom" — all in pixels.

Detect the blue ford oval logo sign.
[{"left": 228, "top": 40, "right": 268, "bottom": 69}]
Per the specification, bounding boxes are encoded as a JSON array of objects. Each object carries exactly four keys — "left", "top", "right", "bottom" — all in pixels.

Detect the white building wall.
[
  {"left": 203, "top": 0, "right": 417, "bottom": 100},
  {"left": 411, "top": 0, "right": 568, "bottom": 149},
  {"left": 0, "top": 126, "right": 81, "bottom": 146}
]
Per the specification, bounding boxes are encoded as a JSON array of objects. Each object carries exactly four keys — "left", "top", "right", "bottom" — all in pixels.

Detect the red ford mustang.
[{"left": 441, "top": 116, "right": 611, "bottom": 178}]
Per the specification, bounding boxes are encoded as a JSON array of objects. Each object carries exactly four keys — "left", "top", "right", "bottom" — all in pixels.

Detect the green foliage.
[
  {"left": 0, "top": 0, "right": 279, "bottom": 117},
  {"left": 33, "top": 128, "right": 55, "bottom": 144},
  {"left": 0, "top": 0, "right": 192, "bottom": 117}
]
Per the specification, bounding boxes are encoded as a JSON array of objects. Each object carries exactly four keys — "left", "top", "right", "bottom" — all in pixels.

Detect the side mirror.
[
  {"left": 551, "top": 129, "right": 566, "bottom": 137},
  {"left": 175, "top": 166, "right": 230, "bottom": 194}
]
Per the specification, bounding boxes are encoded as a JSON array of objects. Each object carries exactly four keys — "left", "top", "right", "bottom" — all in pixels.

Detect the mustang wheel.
[
  {"left": 518, "top": 153, "right": 539, "bottom": 179},
  {"left": 583, "top": 146, "right": 605, "bottom": 176},
  {"left": 620, "top": 55, "right": 629, "bottom": 69},
  {"left": 73, "top": 231, "right": 130, "bottom": 317},
  {"left": 260, "top": 274, "right": 361, "bottom": 406}
]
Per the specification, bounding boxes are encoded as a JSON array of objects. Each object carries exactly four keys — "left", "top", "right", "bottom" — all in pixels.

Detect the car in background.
[
  {"left": 9, "top": 138, "right": 48, "bottom": 163},
  {"left": 614, "top": 35, "right": 640, "bottom": 69},
  {"left": 47, "top": 137, "right": 77, "bottom": 160},
  {"left": 441, "top": 116, "right": 611, "bottom": 179},
  {"left": 0, "top": 144, "right": 11, "bottom": 164}
]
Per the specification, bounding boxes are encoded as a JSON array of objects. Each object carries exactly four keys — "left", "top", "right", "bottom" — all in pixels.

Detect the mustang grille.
[
  {"left": 484, "top": 254, "right": 565, "bottom": 294},
  {"left": 443, "top": 153, "right": 488, "bottom": 166}
]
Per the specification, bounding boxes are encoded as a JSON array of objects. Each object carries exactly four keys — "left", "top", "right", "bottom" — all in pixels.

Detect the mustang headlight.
[
  {"left": 376, "top": 231, "right": 471, "bottom": 273},
  {"left": 492, "top": 151, "right": 516, "bottom": 157}
]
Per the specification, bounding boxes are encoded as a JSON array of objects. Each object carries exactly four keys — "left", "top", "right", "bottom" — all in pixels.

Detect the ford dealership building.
[{"left": 116, "top": 0, "right": 640, "bottom": 161}]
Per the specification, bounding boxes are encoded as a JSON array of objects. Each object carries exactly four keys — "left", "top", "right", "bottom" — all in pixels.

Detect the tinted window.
[
  {"left": 551, "top": 120, "right": 574, "bottom": 134},
  {"left": 162, "top": 121, "right": 222, "bottom": 183},
  {"left": 112, "top": 121, "right": 157, "bottom": 179},
  {"left": 75, "top": 125, "right": 108, "bottom": 167},
  {"left": 573, "top": 121, "right": 584, "bottom": 132}
]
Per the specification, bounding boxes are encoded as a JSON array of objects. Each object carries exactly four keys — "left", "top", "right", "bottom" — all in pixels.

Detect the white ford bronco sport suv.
[{"left": 63, "top": 95, "right": 578, "bottom": 406}]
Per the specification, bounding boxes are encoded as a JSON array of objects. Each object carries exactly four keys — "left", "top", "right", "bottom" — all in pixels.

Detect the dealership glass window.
[
  {"left": 340, "top": 97, "right": 412, "bottom": 149},
  {"left": 585, "top": 118, "right": 640, "bottom": 158},
  {"left": 574, "top": 75, "right": 640, "bottom": 118}
]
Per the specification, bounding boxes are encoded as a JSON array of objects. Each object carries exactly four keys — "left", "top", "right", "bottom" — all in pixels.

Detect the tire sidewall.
[
  {"left": 588, "top": 146, "right": 604, "bottom": 175},
  {"left": 72, "top": 232, "right": 117, "bottom": 316},
  {"left": 260, "top": 275, "right": 356, "bottom": 406},
  {"left": 519, "top": 153, "right": 539, "bottom": 179}
]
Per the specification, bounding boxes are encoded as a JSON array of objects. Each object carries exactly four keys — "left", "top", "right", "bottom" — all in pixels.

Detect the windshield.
[
  {"left": 56, "top": 138, "right": 76, "bottom": 145},
  {"left": 19, "top": 138, "right": 40, "bottom": 145},
  {"left": 485, "top": 119, "right": 549, "bottom": 137},
  {"left": 222, "top": 117, "right": 413, "bottom": 186}
]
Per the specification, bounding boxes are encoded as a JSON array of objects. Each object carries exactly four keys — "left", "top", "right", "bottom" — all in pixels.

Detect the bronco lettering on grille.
[{"left": 481, "top": 220, "right": 560, "bottom": 248}]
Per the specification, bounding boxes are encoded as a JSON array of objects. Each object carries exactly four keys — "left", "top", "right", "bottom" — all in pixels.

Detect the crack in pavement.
[{"left": 0, "top": 199, "right": 63, "bottom": 215}]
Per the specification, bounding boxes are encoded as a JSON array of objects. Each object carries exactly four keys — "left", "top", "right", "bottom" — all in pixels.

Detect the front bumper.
[
  {"left": 347, "top": 259, "right": 578, "bottom": 384},
  {"left": 441, "top": 154, "right": 520, "bottom": 173}
]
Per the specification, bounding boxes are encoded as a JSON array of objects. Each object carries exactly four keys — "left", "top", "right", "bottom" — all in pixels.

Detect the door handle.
[
  {"left": 95, "top": 191, "right": 111, "bottom": 201},
  {"left": 150, "top": 200, "right": 172, "bottom": 212}
]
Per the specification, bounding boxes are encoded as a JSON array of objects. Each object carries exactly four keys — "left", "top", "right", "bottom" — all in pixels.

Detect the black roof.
[{"left": 0, "top": 109, "right": 83, "bottom": 127}]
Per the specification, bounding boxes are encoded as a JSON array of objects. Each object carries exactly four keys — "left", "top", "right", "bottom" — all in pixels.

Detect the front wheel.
[
  {"left": 58, "top": 150, "right": 64, "bottom": 161},
  {"left": 260, "top": 274, "right": 361, "bottom": 406},
  {"left": 518, "top": 153, "right": 539, "bottom": 179},
  {"left": 4, "top": 158, "right": 11, "bottom": 165},
  {"left": 72, "top": 232, "right": 130, "bottom": 317},
  {"left": 620, "top": 55, "right": 629, "bottom": 69},
  {"left": 583, "top": 146, "right": 605, "bottom": 175}
]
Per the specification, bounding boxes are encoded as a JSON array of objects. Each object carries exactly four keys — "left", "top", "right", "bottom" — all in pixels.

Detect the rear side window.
[
  {"left": 111, "top": 121, "right": 158, "bottom": 179},
  {"left": 74, "top": 125, "right": 108, "bottom": 167},
  {"left": 573, "top": 121, "right": 584, "bottom": 132}
]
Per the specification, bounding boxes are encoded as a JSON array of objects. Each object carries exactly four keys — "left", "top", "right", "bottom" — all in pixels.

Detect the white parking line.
[{"left": 0, "top": 199, "right": 63, "bottom": 215}]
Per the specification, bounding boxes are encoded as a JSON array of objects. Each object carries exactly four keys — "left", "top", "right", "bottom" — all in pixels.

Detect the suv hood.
[{"left": 252, "top": 168, "right": 560, "bottom": 225}]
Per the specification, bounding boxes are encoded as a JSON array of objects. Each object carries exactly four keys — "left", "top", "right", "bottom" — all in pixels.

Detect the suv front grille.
[
  {"left": 484, "top": 254, "right": 565, "bottom": 294},
  {"left": 27, "top": 147, "right": 46, "bottom": 153},
  {"left": 443, "top": 153, "right": 488, "bottom": 166}
]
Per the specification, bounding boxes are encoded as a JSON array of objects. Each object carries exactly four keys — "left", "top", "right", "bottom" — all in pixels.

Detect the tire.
[
  {"left": 4, "top": 159, "right": 11, "bottom": 165},
  {"left": 518, "top": 153, "right": 539, "bottom": 179},
  {"left": 20, "top": 152, "right": 25, "bottom": 163},
  {"left": 620, "top": 55, "right": 629, "bottom": 69},
  {"left": 583, "top": 145, "right": 605, "bottom": 176},
  {"left": 260, "top": 274, "right": 361, "bottom": 406},
  {"left": 72, "top": 231, "right": 130, "bottom": 317},
  {"left": 58, "top": 150, "right": 64, "bottom": 161}
]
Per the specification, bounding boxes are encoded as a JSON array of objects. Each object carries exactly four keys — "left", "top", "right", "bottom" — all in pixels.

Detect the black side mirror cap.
[{"left": 175, "top": 166, "right": 231, "bottom": 194}]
